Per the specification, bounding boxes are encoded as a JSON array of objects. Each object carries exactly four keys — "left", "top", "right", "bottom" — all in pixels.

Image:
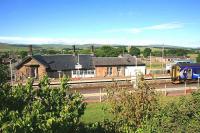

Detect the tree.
[
  {"left": 104, "top": 75, "right": 158, "bottom": 132},
  {"left": 95, "top": 46, "right": 120, "bottom": 57},
  {"left": 0, "top": 64, "right": 8, "bottom": 86},
  {"left": 0, "top": 76, "right": 86, "bottom": 132},
  {"left": 152, "top": 50, "right": 162, "bottom": 57},
  {"left": 116, "top": 46, "right": 127, "bottom": 55},
  {"left": 197, "top": 54, "right": 200, "bottom": 63},
  {"left": 47, "top": 49, "right": 59, "bottom": 55},
  {"left": 166, "top": 48, "right": 188, "bottom": 56},
  {"left": 129, "top": 47, "right": 140, "bottom": 57},
  {"left": 18, "top": 51, "right": 28, "bottom": 59},
  {"left": 143, "top": 48, "right": 152, "bottom": 58},
  {"left": 139, "top": 90, "right": 200, "bottom": 133}
]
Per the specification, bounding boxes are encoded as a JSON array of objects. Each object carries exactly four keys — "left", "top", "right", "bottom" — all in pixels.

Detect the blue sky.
[{"left": 0, "top": 0, "right": 200, "bottom": 47}]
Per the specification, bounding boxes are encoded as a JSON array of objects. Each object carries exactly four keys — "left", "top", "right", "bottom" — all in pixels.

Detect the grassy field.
[
  {"left": 81, "top": 102, "right": 113, "bottom": 124},
  {"left": 188, "top": 53, "right": 198, "bottom": 61},
  {"left": 146, "top": 63, "right": 165, "bottom": 69},
  {"left": 81, "top": 95, "right": 189, "bottom": 123}
]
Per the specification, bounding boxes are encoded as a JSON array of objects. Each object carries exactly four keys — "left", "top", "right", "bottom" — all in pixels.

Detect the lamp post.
[
  {"left": 162, "top": 43, "right": 164, "bottom": 74},
  {"left": 136, "top": 56, "right": 138, "bottom": 88},
  {"left": 9, "top": 58, "right": 13, "bottom": 86},
  {"left": 150, "top": 52, "right": 152, "bottom": 73},
  {"left": 75, "top": 54, "right": 82, "bottom": 78}
]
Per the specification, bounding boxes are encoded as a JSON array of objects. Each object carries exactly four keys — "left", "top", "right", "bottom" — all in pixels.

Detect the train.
[
  {"left": 171, "top": 63, "right": 200, "bottom": 83},
  {"left": 166, "top": 60, "right": 193, "bottom": 73}
]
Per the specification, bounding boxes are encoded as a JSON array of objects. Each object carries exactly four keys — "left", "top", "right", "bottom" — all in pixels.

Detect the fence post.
[
  {"left": 100, "top": 88, "right": 102, "bottom": 102},
  {"left": 185, "top": 81, "right": 187, "bottom": 94},
  {"left": 165, "top": 83, "right": 167, "bottom": 96}
]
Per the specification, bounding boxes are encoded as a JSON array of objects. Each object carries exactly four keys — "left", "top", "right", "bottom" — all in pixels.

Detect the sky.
[{"left": 0, "top": 0, "right": 200, "bottom": 47}]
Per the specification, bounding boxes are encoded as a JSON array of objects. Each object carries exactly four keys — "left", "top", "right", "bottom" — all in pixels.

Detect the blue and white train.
[{"left": 171, "top": 63, "right": 200, "bottom": 83}]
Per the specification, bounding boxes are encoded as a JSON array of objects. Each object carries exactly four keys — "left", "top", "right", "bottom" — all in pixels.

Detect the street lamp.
[
  {"left": 162, "top": 43, "right": 165, "bottom": 74},
  {"left": 9, "top": 58, "right": 14, "bottom": 86},
  {"left": 136, "top": 56, "right": 138, "bottom": 88},
  {"left": 150, "top": 52, "right": 152, "bottom": 72},
  {"left": 75, "top": 54, "right": 82, "bottom": 78}
]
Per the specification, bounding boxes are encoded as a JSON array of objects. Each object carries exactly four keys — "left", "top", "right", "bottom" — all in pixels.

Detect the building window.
[
  {"left": 117, "top": 66, "right": 121, "bottom": 72},
  {"left": 107, "top": 67, "right": 112, "bottom": 75},
  {"left": 84, "top": 70, "right": 87, "bottom": 75},
  {"left": 91, "top": 70, "right": 94, "bottom": 74},
  {"left": 73, "top": 70, "right": 76, "bottom": 75},
  {"left": 80, "top": 70, "right": 83, "bottom": 75}
]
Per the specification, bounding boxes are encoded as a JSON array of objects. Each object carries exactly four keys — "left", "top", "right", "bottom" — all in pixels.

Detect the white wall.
[
  {"left": 125, "top": 66, "right": 146, "bottom": 77},
  {"left": 71, "top": 69, "right": 95, "bottom": 78}
]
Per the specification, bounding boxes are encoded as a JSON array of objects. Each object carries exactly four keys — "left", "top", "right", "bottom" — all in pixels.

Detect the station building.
[{"left": 15, "top": 54, "right": 146, "bottom": 81}]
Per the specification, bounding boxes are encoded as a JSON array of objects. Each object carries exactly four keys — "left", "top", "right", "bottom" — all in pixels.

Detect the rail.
[{"left": 25, "top": 76, "right": 171, "bottom": 86}]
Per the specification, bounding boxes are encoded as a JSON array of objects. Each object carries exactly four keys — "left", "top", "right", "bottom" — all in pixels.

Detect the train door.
[
  {"left": 176, "top": 66, "right": 180, "bottom": 80},
  {"left": 187, "top": 68, "right": 192, "bottom": 79},
  {"left": 172, "top": 66, "right": 176, "bottom": 79},
  {"left": 171, "top": 65, "right": 180, "bottom": 83}
]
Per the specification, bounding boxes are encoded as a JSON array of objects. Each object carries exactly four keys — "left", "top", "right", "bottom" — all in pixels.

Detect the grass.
[
  {"left": 81, "top": 95, "right": 191, "bottom": 123},
  {"left": 146, "top": 63, "right": 164, "bottom": 69},
  {"left": 188, "top": 53, "right": 198, "bottom": 61},
  {"left": 159, "top": 94, "right": 191, "bottom": 106},
  {"left": 81, "top": 102, "right": 113, "bottom": 124},
  {"left": 158, "top": 95, "right": 183, "bottom": 106}
]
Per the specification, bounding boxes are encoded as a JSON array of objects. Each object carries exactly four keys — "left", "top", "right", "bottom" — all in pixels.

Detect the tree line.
[{"left": 1, "top": 45, "right": 199, "bottom": 61}]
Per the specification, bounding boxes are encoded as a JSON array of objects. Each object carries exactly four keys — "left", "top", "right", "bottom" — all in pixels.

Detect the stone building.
[{"left": 15, "top": 54, "right": 146, "bottom": 80}]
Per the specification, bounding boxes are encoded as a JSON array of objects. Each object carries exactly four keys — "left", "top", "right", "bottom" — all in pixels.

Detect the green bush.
[
  {"left": 0, "top": 76, "right": 86, "bottom": 132},
  {"left": 0, "top": 64, "right": 8, "bottom": 86}
]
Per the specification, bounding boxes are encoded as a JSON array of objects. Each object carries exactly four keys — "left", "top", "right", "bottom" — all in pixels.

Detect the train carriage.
[{"left": 171, "top": 63, "right": 200, "bottom": 83}]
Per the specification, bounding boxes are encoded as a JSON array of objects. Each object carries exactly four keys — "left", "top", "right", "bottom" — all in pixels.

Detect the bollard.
[
  {"left": 185, "top": 88, "right": 187, "bottom": 95},
  {"left": 165, "top": 89, "right": 167, "bottom": 96},
  {"left": 100, "top": 88, "right": 102, "bottom": 102}
]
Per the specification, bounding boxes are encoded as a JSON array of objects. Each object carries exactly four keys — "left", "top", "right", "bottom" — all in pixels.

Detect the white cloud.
[
  {"left": 105, "top": 22, "right": 184, "bottom": 34},
  {"left": 0, "top": 36, "right": 162, "bottom": 45},
  {"left": 146, "top": 22, "right": 183, "bottom": 30},
  {"left": 0, "top": 36, "right": 199, "bottom": 48}
]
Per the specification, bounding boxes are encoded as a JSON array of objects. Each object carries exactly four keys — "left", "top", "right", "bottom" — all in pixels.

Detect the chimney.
[
  {"left": 91, "top": 45, "right": 95, "bottom": 56},
  {"left": 28, "top": 45, "right": 33, "bottom": 56},
  {"left": 72, "top": 45, "right": 76, "bottom": 56}
]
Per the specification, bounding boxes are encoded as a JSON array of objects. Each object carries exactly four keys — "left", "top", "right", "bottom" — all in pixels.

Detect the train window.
[{"left": 196, "top": 70, "right": 200, "bottom": 74}]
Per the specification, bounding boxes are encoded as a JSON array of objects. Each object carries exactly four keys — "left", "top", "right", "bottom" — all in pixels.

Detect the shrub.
[{"left": 0, "top": 76, "right": 86, "bottom": 132}]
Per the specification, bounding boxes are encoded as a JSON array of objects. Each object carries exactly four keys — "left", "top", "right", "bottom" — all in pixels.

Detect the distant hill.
[
  {"left": 0, "top": 43, "right": 42, "bottom": 52},
  {"left": 0, "top": 42, "right": 195, "bottom": 52},
  {"left": 0, "top": 43, "right": 108, "bottom": 52}
]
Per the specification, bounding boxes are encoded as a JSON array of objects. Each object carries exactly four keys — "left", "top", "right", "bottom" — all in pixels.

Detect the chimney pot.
[{"left": 28, "top": 45, "right": 33, "bottom": 56}]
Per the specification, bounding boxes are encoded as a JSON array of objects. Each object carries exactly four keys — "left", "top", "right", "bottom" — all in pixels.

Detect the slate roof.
[
  {"left": 93, "top": 55, "right": 145, "bottom": 66},
  {"left": 16, "top": 54, "right": 94, "bottom": 71},
  {"left": 176, "top": 63, "right": 200, "bottom": 67},
  {"left": 16, "top": 54, "right": 145, "bottom": 71}
]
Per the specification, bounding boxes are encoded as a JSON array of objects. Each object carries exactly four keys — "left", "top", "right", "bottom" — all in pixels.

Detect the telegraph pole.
[
  {"left": 9, "top": 58, "right": 13, "bottom": 86},
  {"left": 162, "top": 43, "right": 165, "bottom": 74},
  {"left": 136, "top": 56, "right": 138, "bottom": 88},
  {"left": 150, "top": 52, "right": 152, "bottom": 72}
]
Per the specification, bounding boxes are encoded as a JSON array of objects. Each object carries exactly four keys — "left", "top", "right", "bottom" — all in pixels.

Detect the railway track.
[{"left": 26, "top": 75, "right": 171, "bottom": 87}]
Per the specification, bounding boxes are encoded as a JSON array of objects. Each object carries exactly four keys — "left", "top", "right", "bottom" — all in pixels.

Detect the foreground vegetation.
[
  {"left": 81, "top": 95, "right": 188, "bottom": 124},
  {"left": 1, "top": 64, "right": 200, "bottom": 132},
  {"left": 80, "top": 102, "right": 112, "bottom": 124}
]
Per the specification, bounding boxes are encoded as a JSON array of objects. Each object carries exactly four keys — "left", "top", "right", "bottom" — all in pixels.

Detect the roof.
[
  {"left": 16, "top": 54, "right": 94, "bottom": 71},
  {"left": 164, "top": 56, "right": 190, "bottom": 59},
  {"left": 16, "top": 54, "right": 145, "bottom": 71},
  {"left": 93, "top": 55, "right": 145, "bottom": 66},
  {"left": 175, "top": 63, "right": 200, "bottom": 67}
]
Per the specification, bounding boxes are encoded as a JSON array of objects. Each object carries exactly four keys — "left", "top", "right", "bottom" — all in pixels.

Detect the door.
[{"left": 187, "top": 68, "right": 192, "bottom": 79}]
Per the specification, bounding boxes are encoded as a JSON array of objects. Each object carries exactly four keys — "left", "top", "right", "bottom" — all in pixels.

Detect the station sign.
[{"left": 75, "top": 64, "right": 82, "bottom": 69}]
